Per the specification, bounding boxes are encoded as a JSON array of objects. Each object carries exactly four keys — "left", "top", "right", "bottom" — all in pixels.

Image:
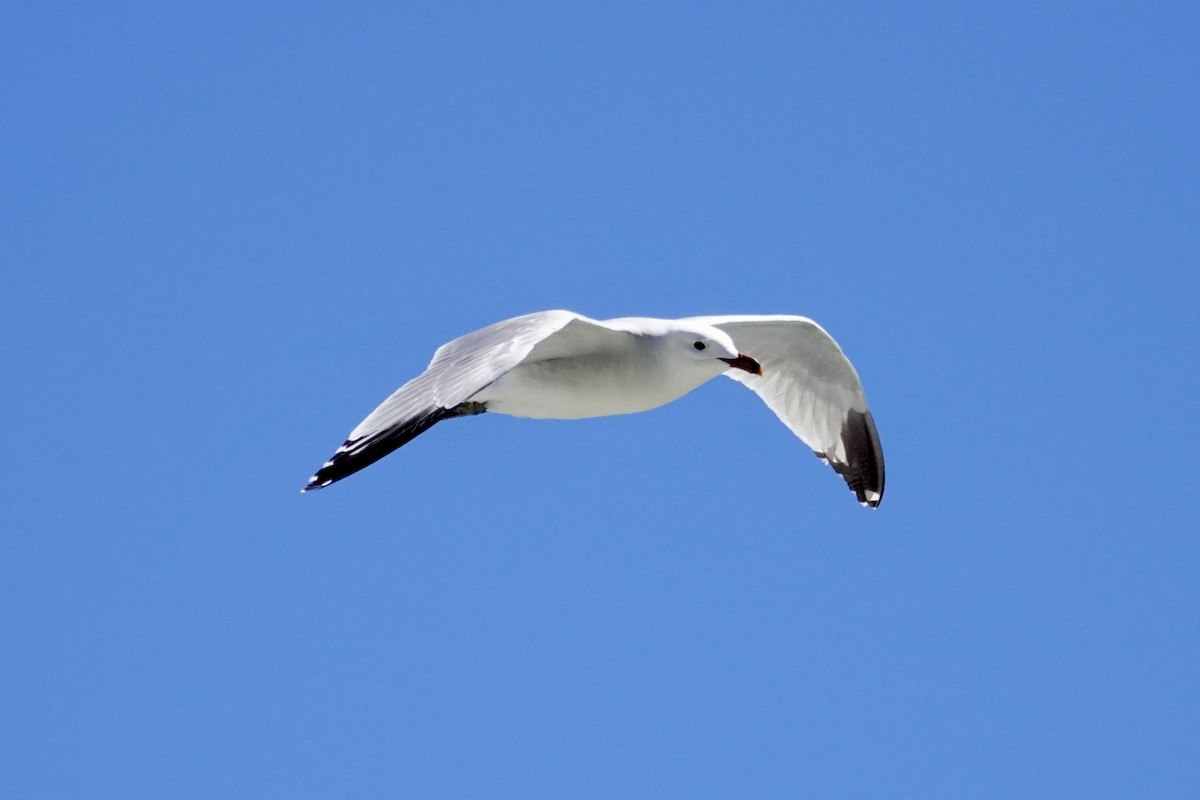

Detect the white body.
[{"left": 474, "top": 318, "right": 729, "bottom": 419}]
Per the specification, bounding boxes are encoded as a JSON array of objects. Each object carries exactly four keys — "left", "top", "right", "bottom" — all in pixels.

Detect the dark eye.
[{"left": 693, "top": 341, "right": 706, "bottom": 351}]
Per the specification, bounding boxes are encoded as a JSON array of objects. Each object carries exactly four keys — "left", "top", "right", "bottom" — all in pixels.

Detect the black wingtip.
[
  {"left": 300, "top": 449, "right": 349, "bottom": 494},
  {"left": 300, "top": 405, "right": 466, "bottom": 494},
  {"left": 823, "top": 409, "right": 885, "bottom": 508}
]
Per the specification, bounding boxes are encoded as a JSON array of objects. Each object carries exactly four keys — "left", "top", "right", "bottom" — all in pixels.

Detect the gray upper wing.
[
  {"left": 685, "top": 315, "right": 885, "bottom": 507},
  {"left": 304, "top": 310, "right": 595, "bottom": 491},
  {"left": 352, "top": 309, "right": 582, "bottom": 440}
]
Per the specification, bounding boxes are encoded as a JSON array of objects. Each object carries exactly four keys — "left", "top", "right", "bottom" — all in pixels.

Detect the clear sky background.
[{"left": 4, "top": 3, "right": 1198, "bottom": 797}]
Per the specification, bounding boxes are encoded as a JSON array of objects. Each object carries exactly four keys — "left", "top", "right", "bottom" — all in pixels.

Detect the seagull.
[{"left": 302, "top": 310, "right": 885, "bottom": 507}]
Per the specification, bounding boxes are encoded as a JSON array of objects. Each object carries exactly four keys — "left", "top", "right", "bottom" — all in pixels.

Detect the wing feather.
[
  {"left": 303, "top": 310, "right": 589, "bottom": 491},
  {"left": 686, "top": 315, "right": 885, "bottom": 507}
]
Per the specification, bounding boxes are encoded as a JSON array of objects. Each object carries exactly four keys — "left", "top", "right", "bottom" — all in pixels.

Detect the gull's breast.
[{"left": 472, "top": 353, "right": 699, "bottom": 420}]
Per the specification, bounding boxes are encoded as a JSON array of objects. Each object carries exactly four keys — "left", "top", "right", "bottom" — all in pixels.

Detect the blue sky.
[{"left": 4, "top": 2, "right": 1198, "bottom": 797}]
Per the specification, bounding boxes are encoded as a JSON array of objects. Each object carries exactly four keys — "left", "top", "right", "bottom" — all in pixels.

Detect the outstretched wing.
[
  {"left": 686, "top": 315, "right": 885, "bottom": 508},
  {"left": 303, "top": 310, "right": 588, "bottom": 492}
]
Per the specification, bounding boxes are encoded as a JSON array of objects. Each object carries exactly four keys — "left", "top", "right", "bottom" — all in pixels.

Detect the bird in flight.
[{"left": 303, "top": 310, "right": 885, "bottom": 507}]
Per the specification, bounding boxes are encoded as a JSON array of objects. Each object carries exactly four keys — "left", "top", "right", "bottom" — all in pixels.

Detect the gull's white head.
[{"left": 670, "top": 326, "right": 762, "bottom": 376}]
